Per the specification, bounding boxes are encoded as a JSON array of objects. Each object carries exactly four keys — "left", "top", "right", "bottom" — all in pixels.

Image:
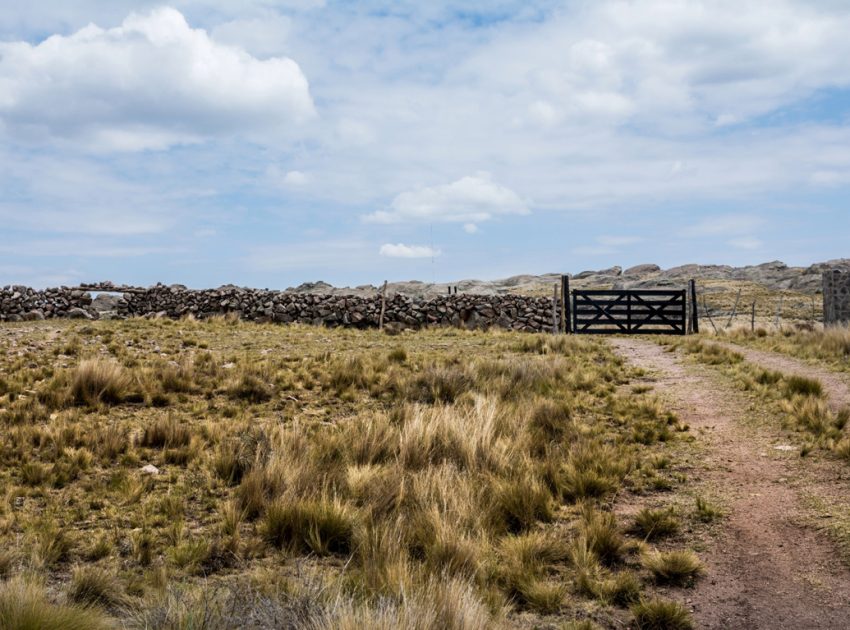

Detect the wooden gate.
[{"left": 571, "top": 289, "right": 687, "bottom": 335}]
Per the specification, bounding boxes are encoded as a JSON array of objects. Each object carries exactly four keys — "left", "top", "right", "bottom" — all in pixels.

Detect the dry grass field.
[{"left": 0, "top": 318, "right": 712, "bottom": 629}]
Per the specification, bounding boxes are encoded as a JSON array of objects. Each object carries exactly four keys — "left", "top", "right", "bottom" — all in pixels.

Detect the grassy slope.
[
  {"left": 0, "top": 319, "right": 706, "bottom": 629},
  {"left": 715, "top": 325, "right": 850, "bottom": 372}
]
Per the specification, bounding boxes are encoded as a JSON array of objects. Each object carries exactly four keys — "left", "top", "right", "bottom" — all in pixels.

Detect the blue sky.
[{"left": 2, "top": 0, "right": 849, "bottom": 289}]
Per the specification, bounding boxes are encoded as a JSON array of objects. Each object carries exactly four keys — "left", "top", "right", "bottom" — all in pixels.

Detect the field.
[{"left": 0, "top": 318, "right": 712, "bottom": 629}]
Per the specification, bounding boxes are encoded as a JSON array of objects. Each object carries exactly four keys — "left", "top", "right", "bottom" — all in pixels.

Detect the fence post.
[
  {"left": 562, "top": 275, "right": 571, "bottom": 334},
  {"left": 689, "top": 279, "right": 699, "bottom": 334},
  {"left": 726, "top": 288, "right": 741, "bottom": 329},
  {"left": 751, "top": 301, "right": 756, "bottom": 332}
]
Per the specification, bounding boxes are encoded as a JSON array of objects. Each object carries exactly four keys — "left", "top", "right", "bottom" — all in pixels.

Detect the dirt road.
[{"left": 609, "top": 337, "right": 850, "bottom": 630}]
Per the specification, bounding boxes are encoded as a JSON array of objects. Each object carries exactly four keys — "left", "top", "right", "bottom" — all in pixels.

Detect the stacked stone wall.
[
  {"left": 0, "top": 284, "right": 563, "bottom": 333},
  {"left": 823, "top": 270, "right": 850, "bottom": 325}
]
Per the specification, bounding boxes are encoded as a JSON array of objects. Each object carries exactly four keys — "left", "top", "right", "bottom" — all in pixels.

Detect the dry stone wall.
[
  {"left": 823, "top": 270, "right": 850, "bottom": 325},
  {"left": 0, "top": 284, "right": 561, "bottom": 333}
]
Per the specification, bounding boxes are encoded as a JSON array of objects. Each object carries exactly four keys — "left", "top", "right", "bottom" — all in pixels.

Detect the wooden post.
[
  {"left": 774, "top": 295, "right": 784, "bottom": 330},
  {"left": 702, "top": 296, "right": 718, "bottom": 333},
  {"left": 751, "top": 301, "right": 756, "bottom": 332},
  {"left": 726, "top": 288, "right": 741, "bottom": 329},
  {"left": 689, "top": 279, "right": 699, "bottom": 334},
  {"left": 552, "top": 283, "right": 558, "bottom": 335},
  {"left": 378, "top": 281, "right": 388, "bottom": 330},
  {"left": 562, "top": 275, "right": 571, "bottom": 334}
]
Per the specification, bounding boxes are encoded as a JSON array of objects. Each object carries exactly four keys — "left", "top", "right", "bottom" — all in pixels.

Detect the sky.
[{"left": 1, "top": 0, "right": 849, "bottom": 289}]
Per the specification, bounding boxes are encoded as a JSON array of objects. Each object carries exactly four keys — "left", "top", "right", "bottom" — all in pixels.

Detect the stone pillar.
[{"left": 823, "top": 270, "right": 850, "bottom": 325}]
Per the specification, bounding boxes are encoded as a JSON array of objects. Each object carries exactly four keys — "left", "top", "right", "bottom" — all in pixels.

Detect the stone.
[
  {"left": 67, "top": 307, "right": 93, "bottom": 320},
  {"left": 23, "top": 310, "right": 45, "bottom": 321},
  {"left": 624, "top": 263, "right": 660, "bottom": 276},
  {"left": 141, "top": 464, "right": 160, "bottom": 475}
]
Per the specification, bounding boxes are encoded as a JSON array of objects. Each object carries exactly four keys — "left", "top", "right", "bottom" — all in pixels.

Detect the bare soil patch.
[{"left": 609, "top": 337, "right": 850, "bottom": 630}]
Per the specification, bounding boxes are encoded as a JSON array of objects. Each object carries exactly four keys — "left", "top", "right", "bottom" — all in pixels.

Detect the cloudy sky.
[{"left": 2, "top": 1, "right": 849, "bottom": 288}]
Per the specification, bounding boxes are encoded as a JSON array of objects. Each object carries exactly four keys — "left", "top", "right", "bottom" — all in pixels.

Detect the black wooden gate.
[{"left": 572, "top": 289, "right": 687, "bottom": 335}]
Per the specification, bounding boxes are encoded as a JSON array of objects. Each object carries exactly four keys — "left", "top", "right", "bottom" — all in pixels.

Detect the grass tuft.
[
  {"left": 632, "top": 597, "right": 694, "bottom": 630},
  {"left": 68, "top": 566, "right": 126, "bottom": 609},
  {"left": 643, "top": 550, "right": 703, "bottom": 586},
  {"left": 70, "top": 359, "right": 130, "bottom": 406},
  {"left": 0, "top": 577, "right": 112, "bottom": 630},
  {"left": 783, "top": 375, "right": 823, "bottom": 398},
  {"left": 631, "top": 508, "right": 680, "bottom": 541},
  {"left": 262, "top": 496, "right": 356, "bottom": 555}
]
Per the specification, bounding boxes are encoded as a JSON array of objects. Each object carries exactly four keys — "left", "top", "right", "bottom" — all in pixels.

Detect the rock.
[
  {"left": 67, "top": 307, "right": 93, "bottom": 320},
  {"left": 141, "top": 464, "right": 160, "bottom": 475},
  {"left": 23, "top": 310, "right": 45, "bottom": 321},
  {"left": 624, "top": 263, "right": 660, "bottom": 276}
]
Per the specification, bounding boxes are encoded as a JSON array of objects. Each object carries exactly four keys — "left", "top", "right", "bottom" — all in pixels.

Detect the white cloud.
[
  {"left": 364, "top": 172, "right": 529, "bottom": 226},
  {"left": 597, "top": 235, "right": 642, "bottom": 247},
  {"left": 0, "top": 7, "right": 315, "bottom": 151},
  {"left": 681, "top": 214, "right": 765, "bottom": 238},
  {"left": 379, "top": 243, "right": 441, "bottom": 258},
  {"left": 463, "top": 223, "right": 479, "bottom": 234},
  {"left": 243, "top": 239, "right": 370, "bottom": 272},
  {"left": 210, "top": 11, "right": 293, "bottom": 58},
  {"left": 574, "top": 234, "right": 642, "bottom": 256},
  {"left": 282, "top": 170, "right": 310, "bottom": 186},
  {"left": 728, "top": 236, "right": 763, "bottom": 250}
]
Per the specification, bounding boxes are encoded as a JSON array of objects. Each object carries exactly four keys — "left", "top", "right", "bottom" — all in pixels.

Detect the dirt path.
[
  {"left": 609, "top": 337, "right": 850, "bottom": 630},
  {"left": 716, "top": 341, "right": 850, "bottom": 411}
]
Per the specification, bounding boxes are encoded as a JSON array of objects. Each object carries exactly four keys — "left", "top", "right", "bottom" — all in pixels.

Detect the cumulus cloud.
[
  {"left": 680, "top": 214, "right": 765, "bottom": 238},
  {"left": 379, "top": 243, "right": 440, "bottom": 258},
  {"left": 574, "top": 235, "right": 643, "bottom": 256},
  {"left": 365, "top": 172, "right": 529, "bottom": 227},
  {"left": 728, "top": 237, "right": 763, "bottom": 250},
  {"left": 0, "top": 7, "right": 315, "bottom": 151}
]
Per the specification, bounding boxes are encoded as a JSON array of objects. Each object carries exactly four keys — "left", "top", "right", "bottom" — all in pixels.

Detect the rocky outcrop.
[{"left": 272, "top": 260, "right": 850, "bottom": 299}]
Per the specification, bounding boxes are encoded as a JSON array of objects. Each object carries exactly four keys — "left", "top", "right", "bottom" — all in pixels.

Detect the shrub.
[
  {"left": 632, "top": 598, "right": 694, "bottom": 630},
  {"left": 0, "top": 578, "right": 112, "bottom": 630},
  {"left": 69, "top": 359, "right": 129, "bottom": 406},
  {"left": 643, "top": 550, "right": 703, "bottom": 586}
]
